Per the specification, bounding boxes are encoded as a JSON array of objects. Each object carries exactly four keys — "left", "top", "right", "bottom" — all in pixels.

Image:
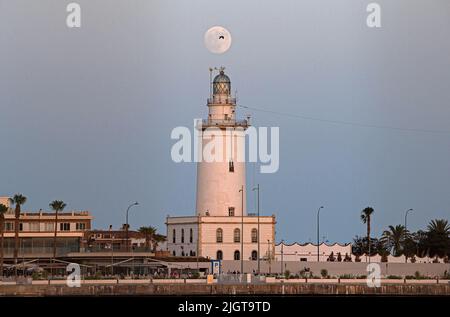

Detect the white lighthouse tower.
[
  {"left": 166, "top": 68, "right": 276, "bottom": 266},
  {"left": 196, "top": 67, "right": 248, "bottom": 217}
]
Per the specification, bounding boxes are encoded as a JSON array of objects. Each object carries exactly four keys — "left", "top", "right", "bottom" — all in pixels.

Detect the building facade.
[
  {"left": 166, "top": 69, "right": 276, "bottom": 262},
  {"left": 0, "top": 196, "right": 92, "bottom": 256},
  {"left": 83, "top": 229, "right": 167, "bottom": 252}
]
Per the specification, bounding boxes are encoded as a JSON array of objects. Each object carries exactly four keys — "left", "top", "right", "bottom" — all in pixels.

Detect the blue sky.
[{"left": 1, "top": 0, "right": 449, "bottom": 243}]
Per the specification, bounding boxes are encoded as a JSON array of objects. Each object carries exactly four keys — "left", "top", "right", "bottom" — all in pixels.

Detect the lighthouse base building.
[
  {"left": 166, "top": 68, "right": 276, "bottom": 263},
  {"left": 166, "top": 215, "right": 276, "bottom": 262}
]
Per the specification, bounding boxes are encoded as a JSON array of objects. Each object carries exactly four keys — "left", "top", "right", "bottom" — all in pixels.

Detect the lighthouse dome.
[{"left": 213, "top": 70, "right": 231, "bottom": 95}]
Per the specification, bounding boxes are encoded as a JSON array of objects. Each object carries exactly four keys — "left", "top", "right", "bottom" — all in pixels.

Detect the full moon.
[{"left": 204, "top": 26, "right": 232, "bottom": 54}]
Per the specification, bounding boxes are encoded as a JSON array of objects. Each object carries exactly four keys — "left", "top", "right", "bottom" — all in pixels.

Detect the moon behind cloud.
[{"left": 204, "top": 26, "right": 232, "bottom": 54}]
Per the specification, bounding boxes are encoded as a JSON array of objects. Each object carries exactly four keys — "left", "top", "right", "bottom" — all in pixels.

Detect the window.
[
  {"left": 190, "top": 228, "right": 193, "bottom": 243},
  {"left": 60, "top": 223, "right": 70, "bottom": 231},
  {"left": 44, "top": 223, "right": 54, "bottom": 231},
  {"left": 19, "top": 223, "right": 23, "bottom": 231},
  {"left": 29, "top": 222, "right": 40, "bottom": 232},
  {"left": 172, "top": 229, "right": 176, "bottom": 243},
  {"left": 217, "top": 250, "right": 223, "bottom": 260},
  {"left": 251, "top": 228, "right": 258, "bottom": 243},
  {"left": 234, "top": 250, "right": 240, "bottom": 260},
  {"left": 181, "top": 229, "right": 185, "bottom": 243},
  {"left": 172, "top": 250, "right": 176, "bottom": 256},
  {"left": 76, "top": 223, "right": 86, "bottom": 230},
  {"left": 251, "top": 250, "right": 258, "bottom": 261},
  {"left": 5, "top": 222, "right": 14, "bottom": 231},
  {"left": 228, "top": 207, "right": 235, "bottom": 217},
  {"left": 228, "top": 160, "right": 234, "bottom": 172},
  {"left": 233, "top": 228, "right": 240, "bottom": 243},
  {"left": 216, "top": 228, "right": 223, "bottom": 243}
]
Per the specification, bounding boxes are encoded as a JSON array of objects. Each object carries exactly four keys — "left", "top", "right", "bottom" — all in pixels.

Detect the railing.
[
  {"left": 207, "top": 97, "right": 236, "bottom": 105},
  {"left": 201, "top": 119, "right": 249, "bottom": 128}
]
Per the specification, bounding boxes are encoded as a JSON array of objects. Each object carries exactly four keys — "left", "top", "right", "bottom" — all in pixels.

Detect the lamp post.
[
  {"left": 317, "top": 206, "right": 324, "bottom": 262},
  {"left": 125, "top": 202, "right": 139, "bottom": 252},
  {"left": 239, "top": 186, "right": 244, "bottom": 275},
  {"left": 280, "top": 239, "right": 284, "bottom": 276},
  {"left": 109, "top": 225, "right": 114, "bottom": 276},
  {"left": 252, "top": 184, "right": 260, "bottom": 275},
  {"left": 404, "top": 208, "right": 413, "bottom": 263}
]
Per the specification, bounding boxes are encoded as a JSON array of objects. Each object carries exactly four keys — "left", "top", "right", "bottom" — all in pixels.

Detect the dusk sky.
[{"left": 1, "top": 0, "right": 450, "bottom": 243}]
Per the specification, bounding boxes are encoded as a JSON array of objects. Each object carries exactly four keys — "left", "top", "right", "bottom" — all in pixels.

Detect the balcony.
[
  {"left": 207, "top": 97, "right": 236, "bottom": 105},
  {"left": 200, "top": 118, "right": 249, "bottom": 129}
]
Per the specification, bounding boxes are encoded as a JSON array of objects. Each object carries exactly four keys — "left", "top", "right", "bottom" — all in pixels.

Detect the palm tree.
[
  {"left": 426, "top": 219, "right": 450, "bottom": 258},
  {"left": 0, "top": 204, "right": 9, "bottom": 277},
  {"left": 152, "top": 234, "right": 167, "bottom": 252},
  {"left": 427, "top": 219, "right": 450, "bottom": 235},
  {"left": 381, "top": 225, "right": 407, "bottom": 257},
  {"left": 49, "top": 200, "right": 66, "bottom": 272},
  {"left": 9, "top": 194, "right": 27, "bottom": 276},
  {"left": 138, "top": 226, "right": 157, "bottom": 251},
  {"left": 360, "top": 207, "right": 375, "bottom": 259}
]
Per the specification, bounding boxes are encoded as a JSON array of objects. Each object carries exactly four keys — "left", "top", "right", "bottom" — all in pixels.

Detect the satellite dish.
[{"left": 204, "top": 26, "right": 232, "bottom": 54}]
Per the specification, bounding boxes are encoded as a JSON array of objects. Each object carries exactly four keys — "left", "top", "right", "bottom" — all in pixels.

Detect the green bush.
[
  {"left": 339, "top": 274, "right": 354, "bottom": 279},
  {"left": 320, "top": 269, "right": 329, "bottom": 278},
  {"left": 386, "top": 275, "right": 402, "bottom": 279}
]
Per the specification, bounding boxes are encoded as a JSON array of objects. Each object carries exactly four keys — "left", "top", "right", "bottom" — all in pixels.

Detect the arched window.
[
  {"left": 234, "top": 250, "right": 240, "bottom": 260},
  {"left": 233, "top": 228, "right": 240, "bottom": 243},
  {"left": 217, "top": 250, "right": 223, "bottom": 260},
  {"left": 172, "top": 250, "right": 176, "bottom": 256},
  {"left": 172, "top": 229, "right": 176, "bottom": 243},
  {"left": 181, "top": 229, "right": 185, "bottom": 243},
  {"left": 189, "top": 228, "right": 193, "bottom": 243},
  {"left": 251, "top": 228, "right": 258, "bottom": 243},
  {"left": 251, "top": 250, "right": 258, "bottom": 261},
  {"left": 216, "top": 228, "right": 223, "bottom": 243}
]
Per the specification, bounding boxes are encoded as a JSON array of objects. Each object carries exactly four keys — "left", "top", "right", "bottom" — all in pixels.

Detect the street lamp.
[
  {"left": 280, "top": 239, "right": 284, "bottom": 276},
  {"left": 404, "top": 208, "right": 413, "bottom": 263},
  {"left": 125, "top": 202, "right": 139, "bottom": 252},
  {"left": 317, "top": 206, "right": 324, "bottom": 262},
  {"left": 239, "top": 186, "right": 244, "bottom": 276},
  {"left": 252, "top": 184, "right": 260, "bottom": 275},
  {"left": 109, "top": 225, "right": 114, "bottom": 276}
]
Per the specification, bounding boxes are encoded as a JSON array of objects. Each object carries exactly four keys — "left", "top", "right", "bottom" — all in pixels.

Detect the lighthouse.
[
  {"left": 196, "top": 67, "right": 248, "bottom": 217},
  {"left": 166, "top": 68, "right": 276, "bottom": 267}
]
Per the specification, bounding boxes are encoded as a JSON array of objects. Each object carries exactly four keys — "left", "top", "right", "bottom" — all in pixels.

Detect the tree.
[
  {"left": 352, "top": 236, "right": 379, "bottom": 256},
  {"left": 360, "top": 207, "right": 375, "bottom": 257},
  {"left": 9, "top": 194, "right": 27, "bottom": 276},
  {"left": 425, "top": 219, "right": 450, "bottom": 258},
  {"left": 0, "top": 204, "right": 8, "bottom": 277},
  {"left": 412, "top": 230, "right": 428, "bottom": 258},
  {"left": 381, "top": 225, "right": 407, "bottom": 257},
  {"left": 138, "top": 226, "right": 157, "bottom": 251},
  {"left": 49, "top": 200, "right": 67, "bottom": 268},
  {"left": 152, "top": 234, "right": 167, "bottom": 252}
]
